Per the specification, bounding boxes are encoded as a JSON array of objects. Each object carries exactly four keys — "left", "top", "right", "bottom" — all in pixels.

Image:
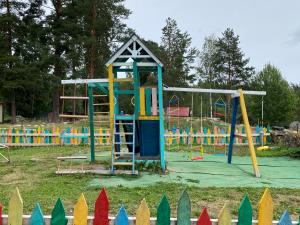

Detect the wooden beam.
[
  {"left": 164, "top": 87, "right": 266, "bottom": 96},
  {"left": 61, "top": 79, "right": 108, "bottom": 84},
  {"left": 113, "top": 78, "right": 133, "bottom": 82}
]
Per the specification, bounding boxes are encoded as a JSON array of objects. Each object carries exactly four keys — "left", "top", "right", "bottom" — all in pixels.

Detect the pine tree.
[
  {"left": 161, "top": 17, "right": 197, "bottom": 87},
  {"left": 213, "top": 28, "right": 255, "bottom": 89},
  {"left": 46, "top": 0, "right": 131, "bottom": 121},
  {"left": 0, "top": 0, "right": 27, "bottom": 123}
]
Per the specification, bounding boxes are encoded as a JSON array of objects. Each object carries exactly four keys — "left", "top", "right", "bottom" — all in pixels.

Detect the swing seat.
[
  {"left": 191, "top": 156, "right": 203, "bottom": 161},
  {"left": 190, "top": 146, "right": 203, "bottom": 151},
  {"left": 213, "top": 112, "right": 225, "bottom": 117},
  {"left": 213, "top": 144, "right": 226, "bottom": 148}
]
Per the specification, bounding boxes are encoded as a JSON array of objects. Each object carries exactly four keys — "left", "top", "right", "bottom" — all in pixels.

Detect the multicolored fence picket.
[
  {"left": 165, "top": 125, "right": 271, "bottom": 146},
  {"left": 0, "top": 187, "right": 298, "bottom": 225},
  {"left": 0, "top": 127, "right": 110, "bottom": 146},
  {"left": 0, "top": 125, "right": 270, "bottom": 147}
]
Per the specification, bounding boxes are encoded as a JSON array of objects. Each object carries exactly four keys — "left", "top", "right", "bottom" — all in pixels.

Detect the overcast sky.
[{"left": 124, "top": 0, "right": 300, "bottom": 84}]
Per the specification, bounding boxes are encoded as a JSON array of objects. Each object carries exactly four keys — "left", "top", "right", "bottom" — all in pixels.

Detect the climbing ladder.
[
  {"left": 111, "top": 115, "right": 136, "bottom": 175},
  {"left": 89, "top": 88, "right": 111, "bottom": 148},
  {"left": 93, "top": 93, "right": 110, "bottom": 138}
]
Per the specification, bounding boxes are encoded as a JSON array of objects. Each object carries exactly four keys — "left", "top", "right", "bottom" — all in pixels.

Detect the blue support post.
[
  {"left": 228, "top": 96, "right": 239, "bottom": 164},
  {"left": 157, "top": 65, "right": 166, "bottom": 172}
]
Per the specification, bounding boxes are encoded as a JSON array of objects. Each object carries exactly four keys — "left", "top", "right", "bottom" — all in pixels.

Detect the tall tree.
[
  {"left": 249, "top": 64, "right": 298, "bottom": 126},
  {"left": 161, "top": 17, "right": 197, "bottom": 87},
  {"left": 213, "top": 28, "right": 255, "bottom": 89},
  {"left": 0, "top": 0, "right": 27, "bottom": 123},
  {"left": 47, "top": 0, "right": 68, "bottom": 122},
  {"left": 291, "top": 84, "right": 300, "bottom": 121},
  {"left": 197, "top": 35, "right": 218, "bottom": 87},
  {"left": 47, "top": 0, "right": 131, "bottom": 121}
]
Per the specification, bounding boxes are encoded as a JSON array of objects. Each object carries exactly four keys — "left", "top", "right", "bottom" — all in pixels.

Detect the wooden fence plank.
[
  {"left": 278, "top": 210, "right": 292, "bottom": 225},
  {"left": 197, "top": 208, "right": 211, "bottom": 225},
  {"left": 115, "top": 206, "right": 128, "bottom": 225},
  {"left": 93, "top": 188, "right": 109, "bottom": 225},
  {"left": 73, "top": 193, "right": 88, "bottom": 225},
  {"left": 51, "top": 198, "right": 68, "bottom": 225},
  {"left": 8, "top": 187, "right": 23, "bottom": 225},
  {"left": 177, "top": 190, "right": 191, "bottom": 225},
  {"left": 258, "top": 188, "right": 273, "bottom": 225},
  {"left": 0, "top": 203, "right": 2, "bottom": 225},
  {"left": 238, "top": 195, "right": 252, "bottom": 225},
  {"left": 136, "top": 199, "right": 150, "bottom": 225},
  {"left": 157, "top": 195, "right": 170, "bottom": 225},
  {"left": 218, "top": 204, "right": 231, "bottom": 225},
  {"left": 29, "top": 203, "right": 44, "bottom": 225}
]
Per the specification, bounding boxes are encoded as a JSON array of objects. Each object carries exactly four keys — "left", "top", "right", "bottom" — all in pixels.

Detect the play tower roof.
[{"left": 105, "top": 34, "right": 163, "bottom": 67}]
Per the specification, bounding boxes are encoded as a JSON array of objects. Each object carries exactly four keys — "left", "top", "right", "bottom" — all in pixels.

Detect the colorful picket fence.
[
  {"left": 0, "top": 187, "right": 298, "bottom": 225},
  {"left": 0, "top": 125, "right": 271, "bottom": 147},
  {"left": 165, "top": 125, "right": 271, "bottom": 146},
  {"left": 0, "top": 127, "right": 110, "bottom": 146}
]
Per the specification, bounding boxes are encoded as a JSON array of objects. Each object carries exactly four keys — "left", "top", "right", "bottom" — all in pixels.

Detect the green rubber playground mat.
[{"left": 89, "top": 152, "right": 300, "bottom": 188}]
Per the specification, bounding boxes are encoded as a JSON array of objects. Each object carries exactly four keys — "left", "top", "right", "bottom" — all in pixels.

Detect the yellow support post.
[
  {"left": 108, "top": 64, "right": 114, "bottom": 146},
  {"left": 239, "top": 89, "right": 260, "bottom": 178},
  {"left": 140, "top": 87, "right": 146, "bottom": 116}
]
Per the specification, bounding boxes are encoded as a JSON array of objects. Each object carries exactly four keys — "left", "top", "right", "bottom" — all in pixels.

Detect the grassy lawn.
[{"left": 0, "top": 146, "right": 299, "bottom": 220}]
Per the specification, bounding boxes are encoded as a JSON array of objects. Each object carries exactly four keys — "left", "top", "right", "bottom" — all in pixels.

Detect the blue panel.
[{"left": 139, "top": 120, "right": 160, "bottom": 157}]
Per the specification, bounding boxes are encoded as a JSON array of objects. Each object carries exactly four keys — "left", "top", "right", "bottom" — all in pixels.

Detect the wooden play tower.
[{"left": 89, "top": 34, "right": 166, "bottom": 174}]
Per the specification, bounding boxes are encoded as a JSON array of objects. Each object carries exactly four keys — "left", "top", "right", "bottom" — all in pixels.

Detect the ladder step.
[
  {"left": 115, "top": 142, "right": 133, "bottom": 145},
  {"left": 94, "top": 112, "right": 109, "bottom": 114},
  {"left": 115, "top": 115, "right": 134, "bottom": 120},
  {"left": 114, "top": 152, "right": 134, "bottom": 155},
  {"left": 93, "top": 95, "right": 107, "bottom": 97},
  {"left": 93, "top": 103, "right": 109, "bottom": 106},
  {"left": 113, "top": 78, "right": 133, "bottom": 82},
  {"left": 115, "top": 122, "right": 133, "bottom": 125},
  {"left": 112, "top": 162, "right": 133, "bottom": 166}
]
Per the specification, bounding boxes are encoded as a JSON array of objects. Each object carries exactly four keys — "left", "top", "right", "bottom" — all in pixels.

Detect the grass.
[{"left": 0, "top": 146, "right": 299, "bottom": 220}]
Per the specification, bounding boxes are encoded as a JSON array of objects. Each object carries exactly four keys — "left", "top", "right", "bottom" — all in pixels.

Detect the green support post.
[
  {"left": 133, "top": 61, "right": 140, "bottom": 119},
  {"left": 157, "top": 65, "right": 166, "bottom": 172},
  {"left": 145, "top": 88, "right": 152, "bottom": 116},
  {"left": 88, "top": 86, "right": 95, "bottom": 162}
]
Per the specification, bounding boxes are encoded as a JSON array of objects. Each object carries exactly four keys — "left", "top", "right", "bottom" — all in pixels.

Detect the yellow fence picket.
[
  {"left": 136, "top": 199, "right": 150, "bottom": 225},
  {"left": 258, "top": 188, "right": 273, "bottom": 225},
  {"left": 73, "top": 193, "right": 88, "bottom": 225},
  {"left": 218, "top": 204, "right": 231, "bottom": 225},
  {"left": 8, "top": 187, "right": 23, "bottom": 225}
]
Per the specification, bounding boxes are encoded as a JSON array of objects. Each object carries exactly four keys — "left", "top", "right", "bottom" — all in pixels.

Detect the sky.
[{"left": 123, "top": 0, "right": 300, "bottom": 84}]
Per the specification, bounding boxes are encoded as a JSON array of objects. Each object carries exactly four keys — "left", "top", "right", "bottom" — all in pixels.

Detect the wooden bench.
[{"left": 56, "top": 156, "right": 88, "bottom": 174}]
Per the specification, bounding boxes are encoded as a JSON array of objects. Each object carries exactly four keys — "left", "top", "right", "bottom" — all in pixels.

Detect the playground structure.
[
  {"left": 56, "top": 34, "right": 267, "bottom": 177},
  {"left": 2, "top": 187, "right": 299, "bottom": 225},
  {"left": 59, "top": 35, "right": 166, "bottom": 175}
]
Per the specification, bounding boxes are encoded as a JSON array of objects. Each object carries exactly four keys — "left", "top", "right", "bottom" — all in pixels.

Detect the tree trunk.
[
  {"left": 11, "top": 91, "right": 16, "bottom": 124},
  {"left": 6, "top": 0, "right": 16, "bottom": 123},
  {"left": 88, "top": 3, "right": 96, "bottom": 79},
  {"left": 51, "top": 0, "right": 63, "bottom": 122}
]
